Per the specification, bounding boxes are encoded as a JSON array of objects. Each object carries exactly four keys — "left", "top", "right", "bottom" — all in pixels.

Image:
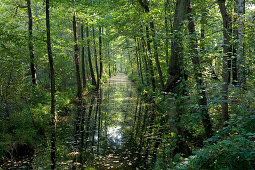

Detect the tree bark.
[
  {"left": 165, "top": 0, "right": 170, "bottom": 65},
  {"left": 86, "top": 23, "right": 97, "bottom": 86},
  {"left": 164, "top": 0, "right": 190, "bottom": 92},
  {"left": 138, "top": 0, "right": 164, "bottom": 90},
  {"left": 141, "top": 37, "right": 150, "bottom": 84},
  {"left": 150, "top": 22, "right": 164, "bottom": 90},
  {"left": 92, "top": 26, "right": 100, "bottom": 89},
  {"left": 99, "top": 27, "right": 103, "bottom": 79},
  {"left": 187, "top": 3, "right": 213, "bottom": 138},
  {"left": 235, "top": 0, "right": 246, "bottom": 89},
  {"left": 135, "top": 38, "right": 140, "bottom": 78},
  {"left": 73, "top": 12, "right": 82, "bottom": 99},
  {"left": 46, "top": 0, "right": 56, "bottom": 169},
  {"left": 26, "top": 0, "right": 37, "bottom": 86},
  {"left": 135, "top": 38, "right": 144, "bottom": 84},
  {"left": 138, "top": 39, "right": 144, "bottom": 84},
  {"left": 108, "top": 45, "right": 111, "bottom": 77},
  {"left": 81, "top": 23, "right": 86, "bottom": 88},
  {"left": 145, "top": 26, "right": 156, "bottom": 91},
  {"left": 218, "top": 0, "right": 231, "bottom": 122}
]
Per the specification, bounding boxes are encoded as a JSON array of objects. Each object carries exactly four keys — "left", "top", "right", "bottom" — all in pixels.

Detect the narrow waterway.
[{"left": 10, "top": 73, "right": 170, "bottom": 169}]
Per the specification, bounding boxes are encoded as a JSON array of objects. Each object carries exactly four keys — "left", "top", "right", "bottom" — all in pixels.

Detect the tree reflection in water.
[{"left": 28, "top": 73, "right": 184, "bottom": 169}]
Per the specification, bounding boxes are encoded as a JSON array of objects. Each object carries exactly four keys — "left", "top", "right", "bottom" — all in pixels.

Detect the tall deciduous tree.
[
  {"left": 235, "top": 0, "right": 246, "bottom": 89},
  {"left": 99, "top": 27, "right": 103, "bottom": 79},
  {"left": 92, "top": 26, "right": 100, "bottom": 89},
  {"left": 73, "top": 11, "right": 82, "bottom": 99},
  {"left": 145, "top": 26, "right": 156, "bottom": 91},
  {"left": 46, "top": 0, "right": 56, "bottom": 169},
  {"left": 164, "top": 0, "right": 170, "bottom": 65},
  {"left": 218, "top": 0, "right": 232, "bottom": 122},
  {"left": 86, "top": 23, "right": 97, "bottom": 86},
  {"left": 26, "top": 0, "right": 37, "bottom": 86},
  {"left": 137, "top": 0, "right": 164, "bottom": 90},
  {"left": 164, "top": 0, "right": 190, "bottom": 92},
  {"left": 187, "top": 2, "right": 212, "bottom": 137},
  {"left": 81, "top": 23, "right": 87, "bottom": 88}
]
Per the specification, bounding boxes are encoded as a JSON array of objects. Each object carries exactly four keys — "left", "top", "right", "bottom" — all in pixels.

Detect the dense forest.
[{"left": 0, "top": 0, "right": 255, "bottom": 169}]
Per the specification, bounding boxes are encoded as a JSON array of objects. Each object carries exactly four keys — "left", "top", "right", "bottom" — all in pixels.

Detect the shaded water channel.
[{"left": 8, "top": 73, "right": 172, "bottom": 169}]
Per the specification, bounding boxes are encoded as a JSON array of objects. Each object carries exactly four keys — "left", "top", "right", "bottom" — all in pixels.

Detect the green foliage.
[
  {"left": 0, "top": 108, "right": 37, "bottom": 159},
  {"left": 175, "top": 135, "right": 255, "bottom": 169},
  {"left": 0, "top": 0, "right": 255, "bottom": 168}
]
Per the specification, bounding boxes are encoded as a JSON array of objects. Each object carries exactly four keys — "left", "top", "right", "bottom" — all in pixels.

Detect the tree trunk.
[
  {"left": 86, "top": 23, "right": 97, "bottom": 86},
  {"left": 26, "top": 0, "right": 37, "bottom": 86},
  {"left": 187, "top": 3, "right": 213, "bottom": 138},
  {"left": 164, "top": 0, "right": 190, "bottom": 92},
  {"left": 235, "top": 0, "right": 246, "bottom": 89},
  {"left": 232, "top": 39, "right": 238, "bottom": 84},
  {"left": 73, "top": 12, "right": 82, "bottom": 99},
  {"left": 138, "top": 40, "right": 144, "bottom": 84},
  {"left": 150, "top": 22, "right": 164, "bottom": 90},
  {"left": 138, "top": 0, "right": 164, "bottom": 90},
  {"left": 46, "top": 0, "right": 56, "bottom": 169},
  {"left": 81, "top": 23, "right": 86, "bottom": 88},
  {"left": 218, "top": 0, "right": 231, "bottom": 123},
  {"left": 99, "top": 27, "right": 103, "bottom": 79},
  {"left": 165, "top": 0, "right": 170, "bottom": 65},
  {"left": 145, "top": 26, "right": 156, "bottom": 91},
  {"left": 135, "top": 38, "right": 141, "bottom": 78},
  {"left": 141, "top": 37, "right": 150, "bottom": 84},
  {"left": 108, "top": 46, "right": 111, "bottom": 77},
  {"left": 92, "top": 26, "right": 100, "bottom": 89},
  {"left": 129, "top": 49, "right": 134, "bottom": 74}
]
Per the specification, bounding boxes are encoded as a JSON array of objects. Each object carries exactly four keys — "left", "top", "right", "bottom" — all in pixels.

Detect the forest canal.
[{"left": 8, "top": 73, "right": 170, "bottom": 169}]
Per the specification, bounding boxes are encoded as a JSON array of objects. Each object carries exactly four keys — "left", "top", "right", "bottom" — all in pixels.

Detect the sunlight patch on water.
[{"left": 107, "top": 126, "right": 122, "bottom": 143}]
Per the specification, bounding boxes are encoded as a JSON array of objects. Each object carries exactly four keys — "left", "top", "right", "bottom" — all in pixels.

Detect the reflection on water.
[
  {"left": 3, "top": 73, "right": 172, "bottom": 169},
  {"left": 107, "top": 126, "right": 122, "bottom": 144}
]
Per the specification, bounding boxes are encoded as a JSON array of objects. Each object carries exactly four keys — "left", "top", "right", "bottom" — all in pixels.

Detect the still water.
[{"left": 10, "top": 73, "right": 167, "bottom": 169}]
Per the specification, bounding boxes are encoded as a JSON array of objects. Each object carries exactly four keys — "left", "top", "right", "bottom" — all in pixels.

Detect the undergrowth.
[{"left": 128, "top": 72, "right": 255, "bottom": 170}]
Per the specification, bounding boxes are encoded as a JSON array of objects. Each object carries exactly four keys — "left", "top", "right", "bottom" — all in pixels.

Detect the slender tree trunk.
[
  {"left": 218, "top": 0, "right": 232, "bottom": 122},
  {"left": 128, "top": 50, "right": 133, "bottom": 74},
  {"left": 235, "top": 0, "right": 246, "bottom": 89},
  {"left": 81, "top": 23, "right": 86, "bottom": 88},
  {"left": 232, "top": 34, "right": 238, "bottom": 85},
  {"left": 145, "top": 26, "right": 156, "bottom": 91},
  {"left": 138, "top": 40, "right": 144, "bottom": 84},
  {"left": 99, "top": 27, "right": 103, "bottom": 79},
  {"left": 150, "top": 22, "right": 164, "bottom": 90},
  {"left": 135, "top": 38, "right": 141, "bottom": 78},
  {"left": 106, "top": 29, "right": 111, "bottom": 77},
  {"left": 126, "top": 39, "right": 133, "bottom": 74},
  {"left": 141, "top": 37, "right": 150, "bottom": 84},
  {"left": 108, "top": 46, "right": 111, "bottom": 77},
  {"left": 137, "top": 1, "right": 156, "bottom": 90},
  {"left": 26, "top": 0, "right": 37, "bottom": 86},
  {"left": 86, "top": 23, "right": 97, "bottom": 85},
  {"left": 92, "top": 26, "right": 100, "bottom": 89},
  {"left": 73, "top": 12, "right": 82, "bottom": 99},
  {"left": 187, "top": 3, "right": 213, "bottom": 138},
  {"left": 138, "top": 0, "right": 164, "bottom": 90},
  {"left": 46, "top": 0, "right": 56, "bottom": 169},
  {"left": 165, "top": 0, "right": 170, "bottom": 64},
  {"left": 108, "top": 48, "right": 111, "bottom": 77}
]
